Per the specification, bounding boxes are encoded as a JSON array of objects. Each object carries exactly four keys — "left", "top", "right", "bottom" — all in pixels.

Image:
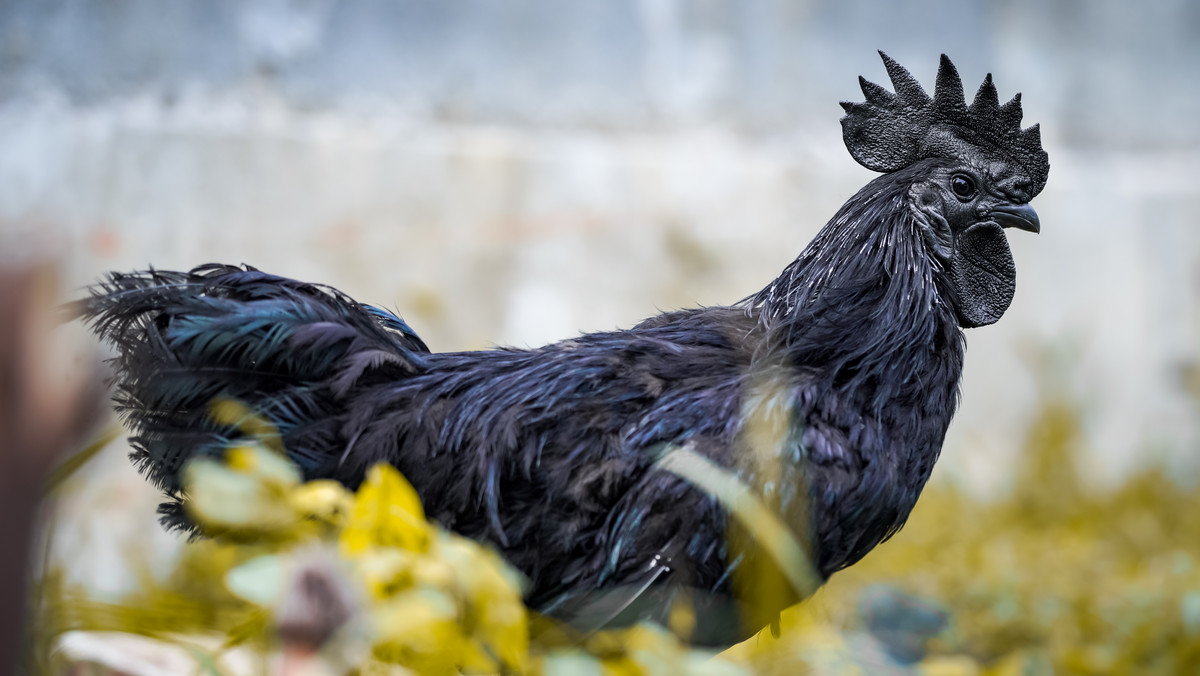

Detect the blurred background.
[{"left": 1, "top": 0, "right": 1199, "bottom": 658}]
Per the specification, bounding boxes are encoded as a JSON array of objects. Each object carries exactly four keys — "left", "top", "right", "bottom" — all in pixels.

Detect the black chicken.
[{"left": 81, "top": 53, "right": 1048, "bottom": 646}]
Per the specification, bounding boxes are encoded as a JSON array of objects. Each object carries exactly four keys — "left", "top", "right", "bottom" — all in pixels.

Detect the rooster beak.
[{"left": 989, "top": 203, "right": 1040, "bottom": 234}]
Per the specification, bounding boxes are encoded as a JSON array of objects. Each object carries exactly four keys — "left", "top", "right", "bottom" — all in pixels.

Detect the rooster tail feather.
[{"left": 78, "top": 264, "right": 429, "bottom": 509}]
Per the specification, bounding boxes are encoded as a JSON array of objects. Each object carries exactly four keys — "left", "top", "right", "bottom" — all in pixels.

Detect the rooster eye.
[{"left": 951, "top": 175, "right": 976, "bottom": 200}]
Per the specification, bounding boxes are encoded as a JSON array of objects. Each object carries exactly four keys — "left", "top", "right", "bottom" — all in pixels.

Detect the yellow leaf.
[
  {"left": 225, "top": 554, "right": 286, "bottom": 606},
  {"left": 289, "top": 480, "right": 353, "bottom": 526},
  {"left": 538, "top": 650, "right": 606, "bottom": 676},
  {"left": 436, "top": 536, "right": 529, "bottom": 671},
  {"left": 608, "top": 623, "right": 684, "bottom": 676},
  {"left": 183, "top": 455, "right": 299, "bottom": 533},
  {"left": 340, "top": 464, "right": 430, "bottom": 556},
  {"left": 226, "top": 445, "right": 300, "bottom": 486},
  {"left": 408, "top": 556, "right": 456, "bottom": 591},
  {"left": 355, "top": 548, "right": 416, "bottom": 601},
  {"left": 920, "top": 655, "right": 983, "bottom": 676},
  {"left": 371, "top": 588, "right": 464, "bottom": 675}
]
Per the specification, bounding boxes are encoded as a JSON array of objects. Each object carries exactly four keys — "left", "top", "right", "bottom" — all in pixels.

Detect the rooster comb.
[{"left": 840, "top": 52, "right": 1049, "bottom": 197}]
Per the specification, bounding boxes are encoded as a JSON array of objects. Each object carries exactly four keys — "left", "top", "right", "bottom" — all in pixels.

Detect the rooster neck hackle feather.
[
  {"left": 736, "top": 159, "right": 967, "bottom": 580},
  {"left": 749, "top": 161, "right": 964, "bottom": 413}
]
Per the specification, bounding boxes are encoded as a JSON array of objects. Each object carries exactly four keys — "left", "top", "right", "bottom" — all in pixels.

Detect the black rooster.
[{"left": 81, "top": 53, "right": 1048, "bottom": 646}]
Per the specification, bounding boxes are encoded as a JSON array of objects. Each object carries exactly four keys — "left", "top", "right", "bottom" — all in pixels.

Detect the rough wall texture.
[{"left": 2, "top": 0, "right": 1199, "bottom": 501}]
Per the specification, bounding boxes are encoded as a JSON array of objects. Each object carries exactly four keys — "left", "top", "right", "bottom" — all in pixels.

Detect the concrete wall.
[{"left": 3, "top": 0, "right": 1199, "bottom": 497}]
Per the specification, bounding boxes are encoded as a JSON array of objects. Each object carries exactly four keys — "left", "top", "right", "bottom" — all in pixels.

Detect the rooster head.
[{"left": 840, "top": 52, "right": 1049, "bottom": 328}]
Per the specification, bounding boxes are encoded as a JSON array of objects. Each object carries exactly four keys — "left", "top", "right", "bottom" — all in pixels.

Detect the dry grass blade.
[
  {"left": 43, "top": 424, "right": 121, "bottom": 494},
  {"left": 655, "top": 445, "right": 821, "bottom": 600}
]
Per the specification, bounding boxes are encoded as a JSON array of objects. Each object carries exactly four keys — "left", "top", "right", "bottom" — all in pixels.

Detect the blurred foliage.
[
  {"left": 729, "top": 396, "right": 1200, "bottom": 675},
  {"left": 33, "top": 401, "right": 744, "bottom": 676},
  {"left": 31, "top": 394, "right": 1200, "bottom": 674}
]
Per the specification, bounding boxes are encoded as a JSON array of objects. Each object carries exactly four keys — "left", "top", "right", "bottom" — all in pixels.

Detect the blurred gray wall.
[{"left": 3, "top": 0, "right": 1199, "bottom": 498}]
